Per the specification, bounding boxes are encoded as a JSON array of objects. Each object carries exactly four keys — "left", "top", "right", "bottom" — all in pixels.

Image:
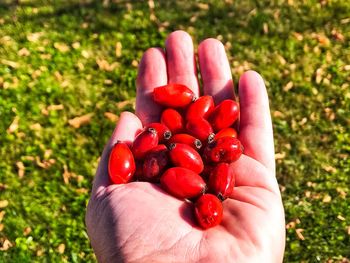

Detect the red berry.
[
  {"left": 108, "top": 142, "right": 136, "bottom": 184},
  {"left": 161, "top": 108, "right": 185, "bottom": 134},
  {"left": 208, "top": 163, "right": 235, "bottom": 200},
  {"left": 168, "top": 143, "right": 204, "bottom": 174},
  {"left": 201, "top": 164, "right": 215, "bottom": 181},
  {"left": 153, "top": 83, "right": 195, "bottom": 108},
  {"left": 194, "top": 194, "right": 223, "bottom": 229},
  {"left": 203, "top": 136, "right": 243, "bottom": 163},
  {"left": 186, "top": 95, "right": 214, "bottom": 120},
  {"left": 145, "top": 122, "right": 172, "bottom": 143},
  {"left": 142, "top": 144, "right": 169, "bottom": 182},
  {"left": 214, "top": 127, "right": 237, "bottom": 141},
  {"left": 208, "top": 99, "right": 239, "bottom": 132},
  {"left": 160, "top": 167, "right": 206, "bottom": 199},
  {"left": 132, "top": 127, "right": 159, "bottom": 160},
  {"left": 186, "top": 117, "right": 214, "bottom": 143},
  {"left": 168, "top": 133, "right": 202, "bottom": 150}
]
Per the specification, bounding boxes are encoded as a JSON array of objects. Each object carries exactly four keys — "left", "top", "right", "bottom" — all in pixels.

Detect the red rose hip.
[
  {"left": 208, "top": 99, "right": 239, "bottom": 132},
  {"left": 214, "top": 127, "right": 237, "bottom": 141},
  {"left": 186, "top": 95, "right": 214, "bottom": 120},
  {"left": 186, "top": 117, "right": 214, "bottom": 143},
  {"left": 168, "top": 143, "right": 204, "bottom": 174},
  {"left": 194, "top": 194, "right": 223, "bottom": 229},
  {"left": 132, "top": 127, "right": 159, "bottom": 160},
  {"left": 145, "top": 122, "right": 172, "bottom": 143},
  {"left": 108, "top": 142, "right": 136, "bottom": 184},
  {"left": 153, "top": 83, "right": 195, "bottom": 108},
  {"left": 168, "top": 133, "right": 202, "bottom": 150},
  {"left": 142, "top": 144, "right": 169, "bottom": 182},
  {"left": 208, "top": 163, "right": 235, "bottom": 200},
  {"left": 160, "top": 167, "right": 206, "bottom": 199},
  {"left": 203, "top": 136, "right": 243, "bottom": 163},
  {"left": 161, "top": 108, "right": 185, "bottom": 134}
]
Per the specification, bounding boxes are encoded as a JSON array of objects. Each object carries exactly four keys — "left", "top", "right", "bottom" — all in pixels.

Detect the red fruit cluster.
[{"left": 108, "top": 83, "right": 243, "bottom": 229}]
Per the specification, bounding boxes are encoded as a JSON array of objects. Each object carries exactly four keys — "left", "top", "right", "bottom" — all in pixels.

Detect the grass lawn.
[{"left": 0, "top": 0, "right": 349, "bottom": 262}]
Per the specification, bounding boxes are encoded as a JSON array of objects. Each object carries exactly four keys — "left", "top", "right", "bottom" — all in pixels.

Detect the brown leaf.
[
  {"left": 23, "top": 227, "right": 32, "bottom": 236},
  {"left": 344, "top": 65, "right": 350, "bottom": 71},
  {"left": 0, "top": 224, "right": 3, "bottom": 232},
  {"left": 68, "top": 113, "right": 93, "bottom": 128},
  {"left": 148, "top": 0, "right": 155, "bottom": 9},
  {"left": 0, "top": 239, "right": 13, "bottom": 251},
  {"left": 295, "top": 228, "right": 305, "bottom": 240},
  {"left": 197, "top": 3, "right": 209, "bottom": 10},
  {"left": 292, "top": 32, "right": 303, "bottom": 41},
  {"left": 131, "top": 60, "right": 138, "bottom": 67},
  {"left": 115, "top": 42, "right": 122, "bottom": 58},
  {"left": 76, "top": 188, "right": 89, "bottom": 194},
  {"left": 16, "top": 161, "right": 25, "bottom": 178},
  {"left": 347, "top": 226, "right": 350, "bottom": 235},
  {"left": 331, "top": 29, "right": 345, "bottom": 41},
  {"left": 0, "top": 200, "right": 9, "bottom": 209},
  {"left": 62, "top": 165, "right": 78, "bottom": 184},
  {"left": 116, "top": 98, "right": 136, "bottom": 110},
  {"left": 336, "top": 187, "right": 347, "bottom": 198},
  {"left": 104, "top": 112, "right": 119, "bottom": 122},
  {"left": 18, "top": 48, "right": 30, "bottom": 56},
  {"left": 337, "top": 215, "right": 345, "bottom": 221},
  {"left": 283, "top": 81, "right": 294, "bottom": 92},
  {"left": 7, "top": 116, "right": 19, "bottom": 133},
  {"left": 57, "top": 243, "right": 65, "bottom": 254},
  {"left": 30, "top": 123, "right": 42, "bottom": 131},
  {"left": 322, "top": 194, "right": 332, "bottom": 203},
  {"left": 273, "top": 110, "right": 285, "bottom": 118},
  {"left": 1, "top": 59, "right": 18, "bottom": 69},
  {"left": 54, "top": 42, "right": 70, "bottom": 52},
  {"left": 35, "top": 157, "right": 55, "bottom": 169},
  {"left": 47, "top": 104, "right": 64, "bottom": 111},
  {"left": 27, "top": 32, "right": 43, "bottom": 42},
  {"left": 72, "top": 42, "right": 80, "bottom": 49},
  {"left": 96, "top": 58, "right": 118, "bottom": 71},
  {"left": 263, "top": 23, "right": 269, "bottom": 34},
  {"left": 275, "top": 152, "right": 286, "bottom": 160},
  {"left": 0, "top": 211, "right": 5, "bottom": 221}
]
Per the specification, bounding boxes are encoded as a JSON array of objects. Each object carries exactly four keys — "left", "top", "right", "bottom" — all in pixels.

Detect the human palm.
[{"left": 86, "top": 31, "right": 285, "bottom": 263}]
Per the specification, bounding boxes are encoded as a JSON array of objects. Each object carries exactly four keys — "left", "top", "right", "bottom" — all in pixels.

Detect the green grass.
[{"left": 0, "top": 0, "right": 349, "bottom": 262}]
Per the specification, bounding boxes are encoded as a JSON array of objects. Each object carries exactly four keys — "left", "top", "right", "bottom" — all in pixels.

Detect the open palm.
[{"left": 86, "top": 31, "right": 285, "bottom": 263}]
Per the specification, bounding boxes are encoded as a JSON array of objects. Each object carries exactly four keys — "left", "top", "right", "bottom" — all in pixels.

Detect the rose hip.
[
  {"left": 161, "top": 108, "right": 185, "bottom": 135},
  {"left": 186, "top": 117, "right": 214, "bottom": 143},
  {"left": 194, "top": 194, "right": 223, "bottom": 229},
  {"left": 160, "top": 167, "right": 206, "bottom": 199},
  {"left": 208, "top": 163, "right": 235, "bottom": 200},
  {"left": 153, "top": 83, "right": 195, "bottom": 108},
  {"left": 168, "top": 133, "right": 202, "bottom": 150},
  {"left": 108, "top": 142, "right": 136, "bottom": 184},
  {"left": 208, "top": 99, "right": 239, "bottom": 132},
  {"left": 145, "top": 123, "right": 172, "bottom": 143},
  {"left": 168, "top": 143, "right": 204, "bottom": 174},
  {"left": 203, "top": 136, "right": 243, "bottom": 163},
  {"left": 214, "top": 127, "right": 237, "bottom": 141},
  {"left": 142, "top": 144, "right": 169, "bottom": 182},
  {"left": 186, "top": 95, "right": 214, "bottom": 120},
  {"left": 132, "top": 127, "right": 159, "bottom": 160}
]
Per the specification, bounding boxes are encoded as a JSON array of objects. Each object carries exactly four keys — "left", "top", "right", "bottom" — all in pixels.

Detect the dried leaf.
[
  {"left": 18, "top": 47, "right": 30, "bottom": 56},
  {"left": 16, "top": 161, "right": 25, "bottom": 178},
  {"left": 322, "top": 195, "right": 332, "bottom": 203},
  {"left": 197, "top": 3, "right": 209, "bottom": 10},
  {"left": 131, "top": 60, "right": 138, "bottom": 67},
  {"left": 337, "top": 215, "right": 345, "bottom": 221},
  {"left": 295, "top": 229, "right": 305, "bottom": 240},
  {"left": 116, "top": 98, "right": 135, "bottom": 109},
  {"left": 104, "top": 79, "right": 113, "bottom": 85},
  {"left": 76, "top": 188, "right": 89, "bottom": 194},
  {"left": 23, "top": 227, "right": 32, "bottom": 236},
  {"left": 148, "top": 0, "right": 155, "bottom": 9},
  {"left": 0, "top": 200, "right": 9, "bottom": 209},
  {"left": 347, "top": 226, "right": 350, "bottom": 235},
  {"left": 54, "top": 42, "right": 70, "bottom": 52},
  {"left": 96, "top": 58, "right": 118, "bottom": 71},
  {"left": 344, "top": 65, "right": 350, "bottom": 71},
  {"left": 0, "top": 224, "right": 3, "bottom": 232},
  {"left": 115, "top": 42, "right": 122, "bottom": 57},
  {"left": 104, "top": 112, "right": 119, "bottom": 122},
  {"left": 283, "top": 81, "right": 294, "bottom": 92},
  {"left": 72, "top": 42, "right": 80, "bottom": 49},
  {"left": 35, "top": 157, "right": 55, "bottom": 169},
  {"left": 30, "top": 123, "right": 42, "bottom": 130},
  {"left": 1, "top": 59, "right": 18, "bottom": 69},
  {"left": 275, "top": 152, "right": 286, "bottom": 160},
  {"left": 58, "top": 243, "right": 65, "bottom": 254},
  {"left": 292, "top": 32, "right": 303, "bottom": 41},
  {"left": 331, "top": 29, "right": 344, "bottom": 41},
  {"left": 263, "top": 23, "right": 269, "bottom": 34},
  {"left": 27, "top": 32, "right": 43, "bottom": 42},
  {"left": 68, "top": 113, "right": 93, "bottom": 128},
  {"left": 7, "top": 116, "right": 19, "bottom": 133},
  {"left": 336, "top": 187, "right": 347, "bottom": 198},
  {"left": 47, "top": 104, "right": 64, "bottom": 111},
  {"left": 273, "top": 111, "right": 285, "bottom": 118},
  {"left": 0, "top": 211, "right": 5, "bottom": 221},
  {"left": 0, "top": 239, "right": 13, "bottom": 251}
]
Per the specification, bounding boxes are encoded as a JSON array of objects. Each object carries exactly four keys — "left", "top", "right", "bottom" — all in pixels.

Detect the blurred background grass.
[{"left": 0, "top": 0, "right": 349, "bottom": 262}]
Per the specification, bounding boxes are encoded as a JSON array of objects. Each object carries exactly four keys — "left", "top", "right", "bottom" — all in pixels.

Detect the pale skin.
[{"left": 85, "top": 31, "right": 286, "bottom": 263}]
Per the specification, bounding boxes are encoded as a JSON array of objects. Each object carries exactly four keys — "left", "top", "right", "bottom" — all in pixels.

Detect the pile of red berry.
[{"left": 108, "top": 83, "right": 243, "bottom": 229}]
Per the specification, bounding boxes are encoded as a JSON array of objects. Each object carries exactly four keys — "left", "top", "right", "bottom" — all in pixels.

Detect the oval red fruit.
[
  {"left": 145, "top": 122, "right": 172, "bottom": 143},
  {"left": 194, "top": 194, "right": 223, "bottom": 229},
  {"left": 108, "top": 142, "right": 136, "bottom": 184},
  {"left": 142, "top": 144, "right": 169, "bottom": 182},
  {"left": 168, "top": 133, "right": 202, "bottom": 150},
  {"left": 168, "top": 143, "right": 204, "bottom": 174},
  {"left": 160, "top": 167, "right": 206, "bottom": 199},
  {"left": 214, "top": 127, "right": 237, "bottom": 141},
  {"left": 208, "top": 163, "right": 235, "bottom": 200},
  {"left": 161, "top": 108, "right": 185, "bottom": 134},
  {"left": 186, "top": 95, "right": 214, "bottom": 121},
  {"left": 203, "top": 136, "right": 243, "bottom": 163},
  {"left": 208, "top": 99, "right": 239, "bottom": 132},
  {"left": 132, "top": 128, "right": 159, "bottom": 160},
  {"left": 153, "top": 83, "right": 195, "bottom": 108},
  {"left": 186, "top": 117, "right": 214, "bottom": 143}
]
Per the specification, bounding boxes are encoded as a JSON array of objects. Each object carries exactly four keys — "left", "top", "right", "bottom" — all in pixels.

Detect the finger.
[
  {"left": 136, "top": 47, "right": 167, "bottom": 125},
  {"left": 91, "top": 112, "right": 143, "bottom": 197},
  {"left": 238, "top": 70, "right": 275, "bottom": 174},
  {"left": 198, "top": 38, "right": 235, "bottom": 104},
  {"left": 230, "top": 155, "right": 279, "bottom": 194},
  {"left": 165, "top": 30, "right": 199, "bottom": 96}
]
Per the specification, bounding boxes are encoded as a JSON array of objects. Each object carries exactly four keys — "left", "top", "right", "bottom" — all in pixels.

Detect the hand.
[{"left": 85, "top": 30, "right": 285, "bottom": 263}]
